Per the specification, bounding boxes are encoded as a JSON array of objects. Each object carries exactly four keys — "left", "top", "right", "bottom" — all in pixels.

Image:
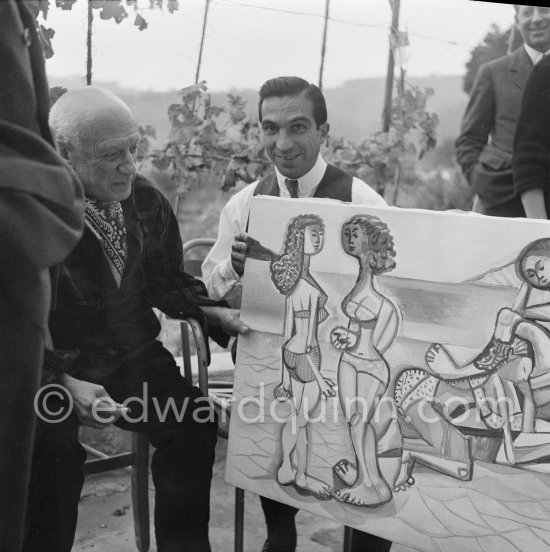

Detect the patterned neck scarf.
[{"left": 84, "top": 198, "right": 127, "bottom": 286}]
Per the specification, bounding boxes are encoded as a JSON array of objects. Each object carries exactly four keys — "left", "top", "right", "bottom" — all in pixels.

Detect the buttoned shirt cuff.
[{"left": 209, "top": 256, "right": 240, "bottom": 300}]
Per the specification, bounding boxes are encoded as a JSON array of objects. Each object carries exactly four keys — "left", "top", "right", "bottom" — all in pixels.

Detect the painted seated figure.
[{"left": 394, "top": 238, "right": 550, "bottom": 486}]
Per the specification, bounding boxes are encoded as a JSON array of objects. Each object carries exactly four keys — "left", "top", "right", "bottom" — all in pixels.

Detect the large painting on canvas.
[{"left": 226, "top": 196, "right": 550, "bottom": 551}]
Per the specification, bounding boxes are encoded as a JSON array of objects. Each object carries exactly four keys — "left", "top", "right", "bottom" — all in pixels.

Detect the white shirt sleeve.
[
  {"left": 351, "top": 177, "right": 388, "bottom": 207},
  {"left": 201, "top": 183, "right": 255, "bottom": 300},
  {"left": 203, "top": 175, "right": 386, "bottom": 301}
]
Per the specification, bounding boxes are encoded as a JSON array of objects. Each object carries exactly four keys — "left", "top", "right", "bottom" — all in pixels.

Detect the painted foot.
[
  {"left": 333, "top": 458, "right": 357, "bottom": 487},
  {"left": 393, "top": 452, "right": 416, "bottom": 492},
  {"left": 276, "top": 461, "right": 296, "bottom": 486},
  {"left": 294, "top": 474, "right": 333, "bottom": 500},
  {"left": 332, "top": 480, "right": 392, "bottom": 507},
  {"left": 425, "top": 343, "right": 457, "bottom": 375}
]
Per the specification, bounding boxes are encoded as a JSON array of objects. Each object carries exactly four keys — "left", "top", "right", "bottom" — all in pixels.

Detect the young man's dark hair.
[{"left": 258, "top": 76, "right": 328, "bottom": 127}]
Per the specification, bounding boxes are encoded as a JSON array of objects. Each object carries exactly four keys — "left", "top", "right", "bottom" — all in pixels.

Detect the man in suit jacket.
[
  {"left": 456, "top": 5, "right": 550, "bottom": 217},
  {"left": 513, "top": 52, "right": 550, "bottom": 218}
]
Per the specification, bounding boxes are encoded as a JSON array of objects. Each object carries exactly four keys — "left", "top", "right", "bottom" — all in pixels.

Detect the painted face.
[
  {"left": 68, "top": 109, "right": 139, "bottom": 202},
  {"left": 342, "top": 223, "right": 367, "bottom": 257},
  {"left": 260, "top": 93, "right": 329, "bottom": 180},
  {"left": 522, "top": 254, "right": 550, "bottom": 289},
  {"left": 303, "top": 224, "right": 324, "bottom": 255},
  {"left": 516, "top": 6, "right": 550, "bottom": 53}
]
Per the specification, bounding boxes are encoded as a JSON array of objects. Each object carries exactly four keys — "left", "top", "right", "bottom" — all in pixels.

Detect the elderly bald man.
[{"left": 24, "top": 87, "right": 248, "bottom": 552}]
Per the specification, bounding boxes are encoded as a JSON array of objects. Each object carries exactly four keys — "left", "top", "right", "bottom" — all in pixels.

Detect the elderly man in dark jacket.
[{"left": 22, "top": 86, "right": 249, "bottom": 552}]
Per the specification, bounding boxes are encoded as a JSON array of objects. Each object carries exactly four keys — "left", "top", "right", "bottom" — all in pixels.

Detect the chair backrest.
[{"left": 182, "top": 238, "right": 215, "bottom": 278}]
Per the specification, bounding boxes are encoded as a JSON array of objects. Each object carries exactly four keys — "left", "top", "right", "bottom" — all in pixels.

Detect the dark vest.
[{"left": 253, "top": 163, "right": 353, "bottom": 202}]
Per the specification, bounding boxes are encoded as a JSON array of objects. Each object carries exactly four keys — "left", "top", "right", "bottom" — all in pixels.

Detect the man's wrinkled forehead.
[{"left": 79, "top": 107, "right": 137, "bottom": 145}]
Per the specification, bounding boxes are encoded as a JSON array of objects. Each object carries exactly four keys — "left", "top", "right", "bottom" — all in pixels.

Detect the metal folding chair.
[
  {"left": 83, "top": 432, "right": 150, "bottom": 551},
  {"left": 181, "top": 238, "right": 245, "bottom": 552},
  {"left": 82, "top": 309, "right": 211, "bottom": 552}
]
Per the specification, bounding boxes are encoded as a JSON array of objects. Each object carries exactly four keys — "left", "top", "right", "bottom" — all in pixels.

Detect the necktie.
[{"left": 285, "top": 178, "right": 299, "bottom": 198}]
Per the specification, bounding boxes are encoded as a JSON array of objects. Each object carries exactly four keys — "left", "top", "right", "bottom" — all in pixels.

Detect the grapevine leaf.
[
  {"left": 134, "top": 13, "right": 148, "bottom": 31},
  {"left": 136, "top": 136, "right": 151, "bottom": 161},
  {"left": 144, "top": 125, "right": 157, "bottom": 139},
  {"left": 27, "top": 1, "right": 50, "bottom": 19},
  {"left": 100, "top": 1, "right": 128, "bottom": 23},
  {"left": 55, "top": 0, "right": 77, "bottom": 10},
  {"left": 178, "top": 82, "right": 208, "bottom": 103},
  {"left": 221, "top": 170, "right": 239, "bottom": 192},
  {"left": 38, "top": 24, "right": 55, "bottom": 59}
]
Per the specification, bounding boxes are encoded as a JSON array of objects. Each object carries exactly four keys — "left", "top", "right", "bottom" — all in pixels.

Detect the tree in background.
[{"left": 463, "top": 23, "right": 523, "bottom": 94}]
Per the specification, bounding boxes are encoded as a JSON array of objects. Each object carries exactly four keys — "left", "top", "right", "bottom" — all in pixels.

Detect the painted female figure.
[
  {"left": 270, "top": 214, "right": 336, "bottom": 499},
  {"left": 330, "top": 214, "right": 400, "bottom": 506}
]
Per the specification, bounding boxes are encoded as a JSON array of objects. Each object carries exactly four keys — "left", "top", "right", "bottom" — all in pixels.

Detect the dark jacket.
[
  {"left": 0, "top": 1, "right": 84, "bottom": 548},
  {"left": 456, "top": 47, "right": 533, "bottom": 215},
  {"left": 50, "top": 176, "right": 228, "bottom": 382},
  {"left": 513, "top": 54, "right": 550, "bottom": 215}
]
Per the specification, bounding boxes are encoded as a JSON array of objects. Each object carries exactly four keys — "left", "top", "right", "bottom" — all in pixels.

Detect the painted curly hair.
[
  {"left": 342, "top": 214, "right": 396, "bottom": 275},
  {"left": 270, "top": 214, "right": 324, "bottom": 295},
  {"left": 516, "top": 237, "right": 550, "bottom": 289}
]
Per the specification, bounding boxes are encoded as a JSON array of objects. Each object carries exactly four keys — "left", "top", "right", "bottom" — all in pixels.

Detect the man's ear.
[
  {"left": 320, "top": 122, "right": 330, "bottom": 142},
  {"left": 56, "top": 139, "right": 72, "bottom": 163}
]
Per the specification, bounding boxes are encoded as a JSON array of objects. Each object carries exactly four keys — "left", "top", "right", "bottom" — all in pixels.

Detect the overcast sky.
[{"left": 43, "top": 0, "right": 518, "bottom": 92}]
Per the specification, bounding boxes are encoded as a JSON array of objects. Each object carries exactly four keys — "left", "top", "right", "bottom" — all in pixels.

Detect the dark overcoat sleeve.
[
  {"left": 513, "top": 55, "right": 550, "bottom": 206},
  {"left": 0, "top": 1, "right": 84, "bottom": 549}
]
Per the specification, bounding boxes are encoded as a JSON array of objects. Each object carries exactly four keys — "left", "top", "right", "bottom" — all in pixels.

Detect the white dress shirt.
[
  {"left": 202, "top": 155, "right": 387, "bottom": 302},
  {"left": 524, "top": 43, "right": 550, "bottom": 65}
]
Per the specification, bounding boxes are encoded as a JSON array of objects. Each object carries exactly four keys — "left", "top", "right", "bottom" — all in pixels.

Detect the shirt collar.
[
  {"left": 524, "top": 43, "right": 550, "bottom": 65},
  {"left": 274, "top": 155, "right": 327, "bottom": 198}
]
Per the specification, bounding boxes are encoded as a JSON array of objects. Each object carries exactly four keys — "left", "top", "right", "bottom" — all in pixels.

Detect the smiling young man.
[
  {"left": 24, "top": 87, "right": 248, "bottom": 552},
  {"left": 203, "top": 76, "right": 385, "bottom": 301},
  {"left": 456, "top": 4, "right": 550, "bottom": 218},
  {"left": 202, "top": 77, "right": 391, "bottom": 552}
]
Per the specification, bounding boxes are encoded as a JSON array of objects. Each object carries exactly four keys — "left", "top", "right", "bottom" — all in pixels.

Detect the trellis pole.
[
  {"left": 86, "top": 0, "right": 93, "bottom": 85},
  {"left": 195, "top": 0, "right": 211, "bottom": 84},
  {"left": 382, "top": 0, "right": 401, "bottom": 131},
  {"left": 318, "top": 0, "right": 331, "bottom": 90}
]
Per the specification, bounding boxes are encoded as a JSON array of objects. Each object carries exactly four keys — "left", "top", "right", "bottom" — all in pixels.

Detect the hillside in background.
[
  {"left": 47, "top": 74, "right": 473, "bottom": 251},
  {"left": 49, "top": 75, "right": 468, "bottom": 150}
]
